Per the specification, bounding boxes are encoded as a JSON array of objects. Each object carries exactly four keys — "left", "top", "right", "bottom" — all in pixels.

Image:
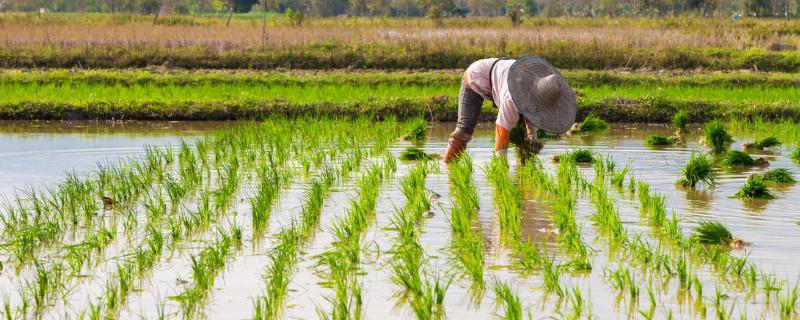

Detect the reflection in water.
[{"left": 681, "top": 186, "right": 714, "bottom": 211}]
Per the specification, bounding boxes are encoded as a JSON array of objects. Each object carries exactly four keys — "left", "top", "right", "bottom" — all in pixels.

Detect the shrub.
[{"left": 677, "top": 152, "right": 716, "bottom": 188}]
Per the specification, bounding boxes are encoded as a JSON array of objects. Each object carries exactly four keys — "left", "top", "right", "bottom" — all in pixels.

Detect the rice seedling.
[
  {"left": 404, "top": 118, "right": 428, "bottom": 142},
  {"left": 692, "top": 220, "right": 734, "bottom": 246},
  {"left": 552, "top": 149, "right": 594, "bottom": 163},
  {"left": 733, "top": 175, "right": 776, "bottom": 200},
  {"left": 753, "top": 168, "right": 796, "bottom": 184},
  {"left": 491, "top": 279, "right": 522, "bottom": 320},
  {"left": 793, "top": 149, "right": 800, "bottom": 162},
  {"left": 400, "top": 146, "right": 438, "bottom": 161},
  {"left": 174, "top": 226, "right": 243, "bottom": 317},
  {"left": 646, "top": 134, "right": 677, "bottom": 147},
  {"left": 703, "top": 121, "right": 734, "bottom": 153},
  {"left": 779, "top": 285, "right": 799, "bottom": 318},
  {"left": 485, "top": 156, "right": 521, "bottom": 240},
  {"left": 672, "top": 110, "right": 689, "bottom": 133},
  {"left": 677, "top": 152, "right": 717, "bottom": 188},
  {"left": 722, "top": 150, "right": 769, "bottom": 167},
  {"left": 446, "top": 154, "right": 485, "bottom": 290},
  {"left": 743, "top": 136, "right": 781, "bottom": 150},
  {"left": 572, "top": 113, "right": 609, "bottom": 134}
]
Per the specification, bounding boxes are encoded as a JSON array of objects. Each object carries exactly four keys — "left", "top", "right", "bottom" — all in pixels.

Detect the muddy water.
[{"left": 0, "top": 121, "right": 799, "bottom": 319}]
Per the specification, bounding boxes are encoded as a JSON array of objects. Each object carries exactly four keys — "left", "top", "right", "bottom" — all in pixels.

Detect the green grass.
[
  {"left": 678, "top": 152, "right": 716, "bottom": 188},
  {"left": 0, "top": 83, "right": 453, "bottom": 104},
  {"left": 583, "top": 85, "right": 800, "bottom": 106},
  {"left": 645, "top": 134, "right": 676, "bottom": 146},
  {"left": 692, "top": 220, "right": 734, "bottom": 245}
]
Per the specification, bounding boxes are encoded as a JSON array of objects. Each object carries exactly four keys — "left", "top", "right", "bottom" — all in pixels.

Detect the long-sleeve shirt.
[{"left": 463, "top": 58, "right": 520, "bottom": 131}]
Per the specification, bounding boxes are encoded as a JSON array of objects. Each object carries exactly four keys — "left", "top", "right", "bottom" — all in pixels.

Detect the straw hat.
[{"left": 507, "top": 56, "right": 577, "bottom": 134}]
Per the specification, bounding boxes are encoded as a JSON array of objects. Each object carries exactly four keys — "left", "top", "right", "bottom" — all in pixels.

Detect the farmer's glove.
[{"left": 443, "top": 130, "right": 471, "bottom": 163}]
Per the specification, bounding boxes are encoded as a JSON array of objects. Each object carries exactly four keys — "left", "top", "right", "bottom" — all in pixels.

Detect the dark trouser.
[{"left": 454, "top": 81, "right": 484, "bottom": 140}]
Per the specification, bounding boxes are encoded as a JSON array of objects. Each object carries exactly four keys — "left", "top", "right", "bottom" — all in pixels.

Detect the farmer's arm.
[
  {"left": 493, "top": 98, "right": 518, "bottom": 157},
  {"left": 443, "top": 78, "right": 484, "bottom": 162}
]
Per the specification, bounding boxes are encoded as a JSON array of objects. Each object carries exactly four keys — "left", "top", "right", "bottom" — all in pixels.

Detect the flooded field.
[{"left": 0, "top": 119, "right": 797, "bottom": 319}]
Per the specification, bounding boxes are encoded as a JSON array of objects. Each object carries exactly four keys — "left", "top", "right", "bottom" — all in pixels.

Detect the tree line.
[{"left": 2, "top": 0, "right": 799, "bottom": 18}]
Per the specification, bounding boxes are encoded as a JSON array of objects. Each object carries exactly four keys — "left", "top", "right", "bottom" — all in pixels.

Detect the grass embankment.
[
  {"left": 3, "top": 70, "right": 800, "bottom": 121},
  {"left": 2, "top": 15, "right": 800, "bottom": 70}
]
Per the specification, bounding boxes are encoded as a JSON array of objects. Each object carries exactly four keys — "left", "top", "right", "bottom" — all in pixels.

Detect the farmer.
[{"left": 443, "top": 56, "right": 577, "bottom": 162}]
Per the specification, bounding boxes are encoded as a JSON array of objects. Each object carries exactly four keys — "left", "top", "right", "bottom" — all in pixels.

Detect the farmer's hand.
[
  {"left": 524, "top": 121, "right": 544, "bottom": 154},
  {"left": 443, "top": 130, "right": 471, "bottom": 163}
]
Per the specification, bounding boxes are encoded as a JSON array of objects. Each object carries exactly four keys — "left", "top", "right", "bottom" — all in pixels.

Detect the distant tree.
[
  {"left": 141, "top": 0, "right": 161, "bottom": 13},
  {"left": 746, "top": 0, "right": 771, "bottom": 15},
  {"left": 229, "top": 0, "right": 257, "bottom": 12}
]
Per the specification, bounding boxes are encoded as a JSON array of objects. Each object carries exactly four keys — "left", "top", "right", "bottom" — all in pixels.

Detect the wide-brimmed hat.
[{"left": 507, "top": 56, "right": 577, "bottom": 134}]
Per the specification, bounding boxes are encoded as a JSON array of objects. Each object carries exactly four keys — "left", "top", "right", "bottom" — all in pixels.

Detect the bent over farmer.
[{"left": 443, "top": 56, "right": 578, "bottom": 162}]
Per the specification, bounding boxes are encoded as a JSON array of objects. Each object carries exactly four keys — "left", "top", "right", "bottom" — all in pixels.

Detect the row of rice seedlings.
[
  {"left": 253, "top": 163, "right": 340, "bottom": 319},
  {"left": 82, "top": 123, "right": 307, "bottom": 319},
  {"left": 250, "top": 156, "right": 292, "bottom": 234},
  {"left": 517, "top": 157, "right": 592, "bottom": 315},
  {"left": 386, "top": 163, "right": 451, "bottom": 319},
  {"left": 315, "top": 157, "right": 394, "bottom": 319},
  {"left": 445, "top": 154, "right": 485, "bottom": 294},
  {"left": 484, "top": 156, "right": 521, "bottom": 240},
  {"left": 79, "top": 139, "right": 249, "bottom": 318},
  {"left": 173, "top": 226, "right": 244, "bottom": 318},
  {"left": 0, "top": 146, "right": 182, "bottom": 317},
  {"left": 635, "top": 179, "right": 792, "bottom": 314},
  {"left": 0, "top": 147, "right": 169, "bottom": 266}
]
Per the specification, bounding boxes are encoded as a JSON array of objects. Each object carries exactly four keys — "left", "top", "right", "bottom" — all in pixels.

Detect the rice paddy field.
[
  {"left": 4, "top": 12, "right": 800, "bottom": 320},
  {"left": 0, "top": 116, "right": 799, "bottom": 320}
]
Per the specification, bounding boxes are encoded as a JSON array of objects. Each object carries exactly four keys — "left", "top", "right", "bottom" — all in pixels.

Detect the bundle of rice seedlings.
[
  {"left": 677, "top": 152, "right": 717, "bottom": 188},
  {"left": 733, "top": 175, "right": 776, "bottom": 199},
  {"left": 537, "top": 129, "right": 559, "bottom": 139},
  {"left": 400, "top": 147, "right": 437, "bottom": 161},
  {"left": 572, "top": 113, "right": 609, "bottom": 134},
  {"left": 722, "top": 150, "right": 769, "bottom": 167},
  {"left": 703, "top": 121, "right": 733, "bottom": 153},
  {"left": 743, "top": 136, "right": 781, "bottom": 150},
  {"left": 552, "top": 149, "right": 594, "bottom": 163},
  {"left": 672, "top": 110, "right": 689, "bottom": 133},
  {"left": 404, "top": 118, "right": 428, "bottom": 142},
  {"left": 692, "top": 220, "right": 734, "bottom": 245},
  {"left": 754, "top": 168, "right": 796, "bottom": 184},
  {"left": 646, "top": 134, "right": 677, "bottom": 147}
]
